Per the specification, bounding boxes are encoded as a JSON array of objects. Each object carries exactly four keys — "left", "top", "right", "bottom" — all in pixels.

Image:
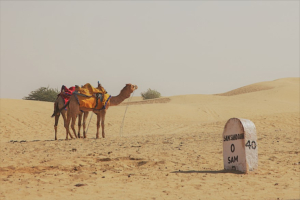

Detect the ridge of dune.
[
  {"left": 122, "top": 77, "right": 299, "bottom": 105},
  {"left": 217, "top": 84, "right": 274, "bottom": 96},
  {"left": 121, "top": 97, "right": 171, "bottom": 105},
  {"left": 217, "top": 77, "right": 299, "bottom": 96}
]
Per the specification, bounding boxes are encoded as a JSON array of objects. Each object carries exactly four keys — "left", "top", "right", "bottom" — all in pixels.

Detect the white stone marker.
[{"left": 223, "top": 118, "right": 258, "bottom": 173}]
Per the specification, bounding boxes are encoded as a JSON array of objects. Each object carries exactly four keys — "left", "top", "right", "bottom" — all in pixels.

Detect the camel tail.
[
  {"left": 51, "top": 101, "right": 59, "bottom": 118},
  {"left": 51, "top": 101, "right": 69, "bottom": 118}
]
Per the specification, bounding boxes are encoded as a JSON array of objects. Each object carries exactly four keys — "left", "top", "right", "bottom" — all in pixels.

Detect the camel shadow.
[
  {"left": 9, "top": 139, "right": 67, "bottom": 143},
  {"left": 171, "top": 169, "right": 244, "bottom": 174}
]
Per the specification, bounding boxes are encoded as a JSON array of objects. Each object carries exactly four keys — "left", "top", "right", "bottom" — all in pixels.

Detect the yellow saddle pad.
[{"left": 74, "top": 83, "right": 111, "bottom": 110}]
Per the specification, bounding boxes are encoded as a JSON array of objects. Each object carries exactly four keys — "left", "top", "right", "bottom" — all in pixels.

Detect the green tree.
[
  {"left": 141, "top": 88, "right": 161, "bottom": 100},
  {"left": 23, "top": 86, "right": 59, "bottom": 102}
]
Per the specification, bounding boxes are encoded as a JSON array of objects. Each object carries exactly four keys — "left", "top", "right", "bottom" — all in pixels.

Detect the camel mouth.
[{"left": 134, "top": 85, "right": 138, "bottom": 90}]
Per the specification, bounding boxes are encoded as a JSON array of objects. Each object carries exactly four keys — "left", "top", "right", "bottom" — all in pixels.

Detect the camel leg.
[
  {"left": 77, "top": 113, "right": 82, "bottom": 138},
  {"left": 54, "top": 113, "right": 60, "bottom": 140},
  {"left": 83, "top": 111, "right": 89, "bottom": 138},
  {"left": 65, "top": 112, "right": 74, "bottom": 140},
  {"left": 101, "top": 110, "right": 106, "bottom": 138},
  {"left": 70, "top": 116, "right": 78, "bottom": 139},
  {"left": 96, "top": 113, "right": 101, "bottom": 139}
]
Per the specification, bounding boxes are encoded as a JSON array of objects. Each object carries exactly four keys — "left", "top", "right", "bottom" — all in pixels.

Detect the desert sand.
[{"left": 0, "top": 77, "right": 299, "bottom": 200}]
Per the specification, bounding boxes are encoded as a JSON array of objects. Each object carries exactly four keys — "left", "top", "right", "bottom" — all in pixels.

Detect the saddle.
[
  {"left": 74, "top": 83, "right": 111, "bottom": 110},
  {"left": 59, "top": 85, "right": 76, "bottom": 104}
]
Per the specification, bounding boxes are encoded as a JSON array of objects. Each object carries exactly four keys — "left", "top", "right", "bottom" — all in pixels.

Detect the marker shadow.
[{"left": 171, "top": 169, "right": 244, "bottom": 174}]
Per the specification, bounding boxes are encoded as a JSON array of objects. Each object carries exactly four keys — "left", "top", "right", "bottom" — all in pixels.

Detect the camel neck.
[{"left": 110, "top": 93, "right": 129, "bottom": 106}]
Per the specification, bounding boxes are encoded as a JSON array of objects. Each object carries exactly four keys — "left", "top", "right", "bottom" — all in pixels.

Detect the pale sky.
[{"left": 0, "top": 1, "right": 299, "bottom": 99}]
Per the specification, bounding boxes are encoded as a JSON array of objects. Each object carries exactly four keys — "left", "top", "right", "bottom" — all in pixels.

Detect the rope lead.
[
  {"left": 119, "top": 91, "right": 135, "bottom": 137},
  {"left": 85, "top": 112, "right": 93, "bottom": 135}
]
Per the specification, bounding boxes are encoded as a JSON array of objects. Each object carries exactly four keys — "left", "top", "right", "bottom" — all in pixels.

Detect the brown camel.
[
  {"left": 64, "top": 83, "right": 138, "bottom": 139},
  {"left": 52, "top": 83, "right": 109, "bottom": 139},
  {"left": 52, "top": 95, "right": 88, "bottom": 140}
]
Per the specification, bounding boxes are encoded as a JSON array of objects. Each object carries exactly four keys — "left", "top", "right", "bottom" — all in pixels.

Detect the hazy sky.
[{"left": 0, "top": 1, "right": 299, "bottom": 99}]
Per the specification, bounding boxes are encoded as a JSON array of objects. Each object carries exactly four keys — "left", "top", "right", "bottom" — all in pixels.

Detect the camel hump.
[{"left": 76, "top": 83, "right": 107, "bottom": 96}]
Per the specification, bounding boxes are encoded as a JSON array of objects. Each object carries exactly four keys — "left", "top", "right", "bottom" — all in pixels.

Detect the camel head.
[{"left": 121, "top": 84, "right": 138, "bottom": 98}]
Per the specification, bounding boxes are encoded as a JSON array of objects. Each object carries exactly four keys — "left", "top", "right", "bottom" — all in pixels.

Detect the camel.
[
  {"left": 52, "top": 86, "right": 90, "bottom": 140},
  {"left": 51, "top": 83, "right": 109, "bottom": 139},
  {"left": 52, "top": 93, "right": 88, "bottom": 140},
  {"left": 64, "top": 83, "right": 138, "bottom": 139}
]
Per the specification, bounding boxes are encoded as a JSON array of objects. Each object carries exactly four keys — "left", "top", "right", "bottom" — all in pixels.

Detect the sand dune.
[
  {"left": 0, "top": 77, "right": 299, "bottom": 200},
  {"left": 217, "top": 77, "right": 299, "bottom": 96}
]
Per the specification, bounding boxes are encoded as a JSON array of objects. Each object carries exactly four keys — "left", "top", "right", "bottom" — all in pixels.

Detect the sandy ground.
[{"left": 0, "top": 77, "right": 299, "bottom": 200}]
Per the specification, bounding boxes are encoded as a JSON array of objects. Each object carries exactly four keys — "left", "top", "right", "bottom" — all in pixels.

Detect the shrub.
[
  {"left": 141, "top": 88, "right": 161, "bottom": 100},
  {"left": 23, "top": 86, "right": 59, "bottom": 102}
]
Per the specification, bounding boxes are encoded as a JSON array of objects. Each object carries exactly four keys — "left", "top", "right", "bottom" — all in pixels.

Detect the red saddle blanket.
[{"left": 59, "top": 85, "right": 76, "bottom": 104}]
